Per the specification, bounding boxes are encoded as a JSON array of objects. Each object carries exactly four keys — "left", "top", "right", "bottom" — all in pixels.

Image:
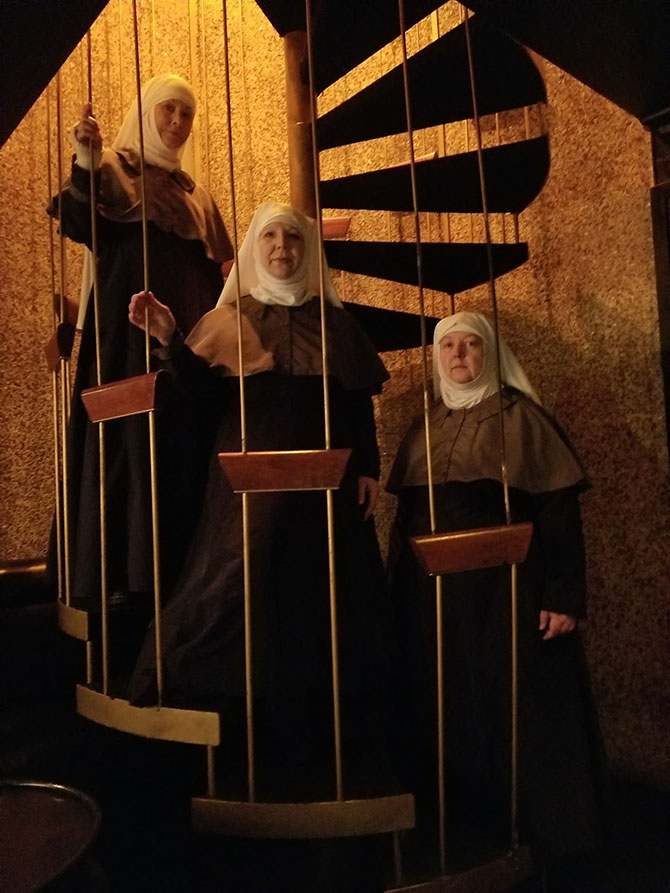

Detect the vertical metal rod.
[
  {"left": 131, "top": 0, "right": 151, "bottom": 357},
  {"left": 65, "top": 361, "right": 72, "bottom": 420},
  {"left": 380, "top": 47, "right": 393, "bottom": 244},
  {"left": 459, "top": 7, "right": 474, "bottom": 245},
  {"left": 242, "top": 493, "right": 255, "bottom": 801},
  {"left": 431, "top": 11, "right": 452, "bottom": 247},
  {"left": 86, "top": 641, "right": 94, "bottom": 685},
  {"left": 50, "top": 373, "right": 64, "bottom": 601},
  {"left": 520, "top": 111, "right": 530, "bottom": 245},
  {"left": 462, "top": 9, "right": 510, "bottom": 524},
  {"left": 132, "top": 0, "right": 164, "bottom": 705},
  {"left": 46, "top": 87, "right": 64, "bottom": 603},
  {"left": 55, "top": 71, "right": 73, "bottom": 606},
  {"left": 117, "top": 0, "right": 125, "bottom": 119},
  {"left": 435, "top": 575, "right": 446, "bottom": 875},
  {"left": 59, "top": 360, "right": 72, "bottom": 605},
  {"left": 305, "top": 0, "right": 345, "bottom": 802},
  {"left": 188, "top": 0, "right": 195, "bottom": 83},
  {"left": 46, "top": 86, "right": 57, "bottom": 315},
  {"left": 462, "top": 5, "right": 521, "bottom": 852},
  {"left": 220, "top": 0, "right": 246, "bottom": 450},
  {"left": 414, "top": 28, "right": 428, "bottom": 162},
  {"left": 207, "top": 746, "right": 216, "bottom": 796},
  {"left": 85, "top": 35, "right": 104, "bottom": 386},
  {"left": 397, "top": 0, "right": 436, "bottom": 535},
  {"left": 399, "top": 2, "right": 447, "bottom": 872},
  {"left": 80, "top": 43, "right": 87, "bottom": 112},
  {"left": 86, "top": 30, "right": 93, "bottom": 101},
  {"left": 509, "top": 562, "right": 519, "bottom": 849},
  {"left": 495, "top": 112, "right": 506, "bottom": 243},
  {"left": 99, "top": 420, "right": 110, "bottom": 695},
  {"left": 55, "top": 74, "right": 67, "bottom": 335},
  {"left": 304, "top": 2, "right": 331, "bottom": 451},
  {"left": 150, "top": 0, "right": 157, "bottom": 78},
  {"left": 221, "top": 0, "right": 254, "bottom": 800},
  {"left": 393, "top": 831, "right": 404, "bottom": 885},
  {"left": 63, "top": 340, "right": 72, "bottom": 418},
  {"left": 147, "top": 410, "right": 163, "bottom": 699},
  {"left": 103, "top": 5, "right": 112, "bottom": 121},
  {"left": 86, "top": 29, "right": 111, "bottom": 694},
  {"left": 237, "top": 0, "right": 255, "bottom": 209},
  {"left": 466, "top": 125, "right": 474, "bottom": 242},
  {"left": 326, "top": 488, "right": 343, "bottom": 799},
  {"left": 188, "top": 0, "right": 201, "bottom": 184},
  {"left": 199, "top": 0, "right": 211, "bottom": 189},
  {"left": 413, "top": 26, "right": 431, "bottom": 246}
]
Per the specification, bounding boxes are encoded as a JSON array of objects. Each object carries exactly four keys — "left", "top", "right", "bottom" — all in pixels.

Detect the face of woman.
[
  {"left": 439, "top": 330, "right": 484, "bottom": 383},
  {"left": 154, "top": 99, "right": 194, "bottom": 148},
  {"left": 257, "top": 222, "right": 305, "bottom": 279}
]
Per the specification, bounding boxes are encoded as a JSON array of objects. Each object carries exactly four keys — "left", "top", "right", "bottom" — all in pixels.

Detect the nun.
[
  {"left": 48, "top": 74, "right": 232, "bottom": 603},
  {"left": 126, "top": 202, "right": 394, "bottom": 798},
  {"left": 387, "top": 311, "right": 607, "bottom": 861}
]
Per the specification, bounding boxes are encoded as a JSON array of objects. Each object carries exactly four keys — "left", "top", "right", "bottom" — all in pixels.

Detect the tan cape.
[
  {"left": 68, "top": 147, "right": 232, "bottom": 264},
  {"left": 387, "top": 388, "right": 587, "bottom": 495},
  {"left": 185, "top": 294, "right": 389, "bottom": 392}
]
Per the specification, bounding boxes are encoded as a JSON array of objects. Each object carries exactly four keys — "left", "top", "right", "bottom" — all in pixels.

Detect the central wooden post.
[{"left": 284, "top": 30, "right": 316, "bottom": 218}]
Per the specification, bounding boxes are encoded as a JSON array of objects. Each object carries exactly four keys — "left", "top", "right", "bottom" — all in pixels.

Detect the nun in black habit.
[
  {"left": 387, "top": 312, "right": 607, "bottom": 860},
  {"left": 126, "top": 202, "right": 393, "bottom": 796},
  {"left": 48, "top": 74, "right": 232, "bottom": 603}
]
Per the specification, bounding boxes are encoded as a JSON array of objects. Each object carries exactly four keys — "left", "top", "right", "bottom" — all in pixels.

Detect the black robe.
[
  {"left": 128, "top": 297, "right": 394, "bottom": 796},
  {"left": 387, "top": 390, "right": 607, "bottom": 859},
  {"left": 48, "top": 152, "right": 231, "bottom": 600}
]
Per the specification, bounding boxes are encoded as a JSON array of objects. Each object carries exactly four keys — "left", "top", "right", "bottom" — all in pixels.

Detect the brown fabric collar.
[{"left": 115, "top": 148, "right": 196, "bottom": 192}]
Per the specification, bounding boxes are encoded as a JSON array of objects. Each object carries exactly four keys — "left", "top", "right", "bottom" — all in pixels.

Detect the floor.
[{"left": 1, "top": 601, "right": 669, "bottom": 893}]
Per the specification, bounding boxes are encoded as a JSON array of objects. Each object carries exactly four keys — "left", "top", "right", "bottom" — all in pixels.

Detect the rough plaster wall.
[
  {"left": 0, "top": 1, "right": 667, "bottom": 787},
  {"left": 511, "top": 60, "right": 670, "bottom": 788}
]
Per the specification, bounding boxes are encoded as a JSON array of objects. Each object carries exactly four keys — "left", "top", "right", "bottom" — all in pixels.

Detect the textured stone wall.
[{"left": 0, "top": 1, "right": 667, "bottom": 787}]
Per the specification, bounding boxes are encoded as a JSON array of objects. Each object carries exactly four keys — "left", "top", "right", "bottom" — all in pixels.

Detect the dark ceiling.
[
  {"left": 462, "top": 0, "right": 670, "bottom": 125},
  {"left": 1, "top": 0, "right": 108, "bottom": 148},
  {"left": 3, "top": 0, "right": 670, "bottom": 147},
  {"left": 256, "top": 0, "right": 444, "bottom": 92}
]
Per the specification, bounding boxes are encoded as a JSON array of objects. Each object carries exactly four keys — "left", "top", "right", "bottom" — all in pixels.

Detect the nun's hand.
[
  {"left": 539, "top": 610, "right": 576, "bottom": 640},
  {"left": 358, "top": 476, "right": 379, "bottom": 520},
  {"left": 74, "top": 103, "right": 102, "bottom": 151},
  {"left": 128, "top": 290, "right": 176, "bottom": 346}
]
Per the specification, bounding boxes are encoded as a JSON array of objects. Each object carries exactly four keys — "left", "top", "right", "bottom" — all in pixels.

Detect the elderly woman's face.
[
  {"left": 439, "top": 330, "right": 484, "bottom": 383},
  {"left": 154, "top": 99, "right": 193, "bottom": 148},
  {"left": 258, "top": 222, "right": 305, "bottom": 279}
]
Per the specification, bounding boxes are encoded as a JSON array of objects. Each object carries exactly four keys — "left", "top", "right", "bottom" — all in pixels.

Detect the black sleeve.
[
  {"left": 344, "top": 389, "right": 381, "bottom": 480},
  {"left": 203, "top": 255, "right": 224, "bottom": 304},
  {"left": 47, "top": 159, "right": 115, "bottom": 248},
  {"left": 154, "top": 335, "right": 221, "bottom": 418},
  {"left": 531, "top": 486, "right": 587, "bottom": 618}
]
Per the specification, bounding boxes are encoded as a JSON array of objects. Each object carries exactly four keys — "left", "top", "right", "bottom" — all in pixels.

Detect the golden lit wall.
[{"left": 0, "top": 1, "right": 667, "bottom": 787}]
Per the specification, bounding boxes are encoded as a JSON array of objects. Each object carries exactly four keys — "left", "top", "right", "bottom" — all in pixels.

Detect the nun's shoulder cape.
[
  {"left": 185, "top": 295, "right": 389, "bottom": 393},
  {"left": 387, "top": 388, "right": 587, "bottom": 495},
  {"left": 78, "top": 147, "right": 230, "bottom": 264}
]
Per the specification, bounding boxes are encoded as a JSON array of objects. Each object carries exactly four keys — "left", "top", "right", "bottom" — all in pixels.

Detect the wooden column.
[{"left": 284, "top": 30, "right": 316, "bottom": 218}]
